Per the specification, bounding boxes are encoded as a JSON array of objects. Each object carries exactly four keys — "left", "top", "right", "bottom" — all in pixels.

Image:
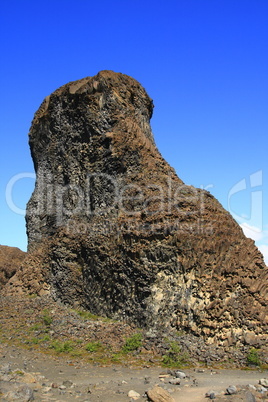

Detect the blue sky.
[{"left": 1, "top": 0, "right": 267, "bottom": 263}]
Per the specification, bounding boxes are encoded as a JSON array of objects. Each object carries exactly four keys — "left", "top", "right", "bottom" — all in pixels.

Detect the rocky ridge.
[{"left": 4, "top": 70, "right": 268, "bottom": 349}]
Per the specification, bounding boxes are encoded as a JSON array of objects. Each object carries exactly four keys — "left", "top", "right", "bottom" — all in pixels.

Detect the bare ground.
[{"left": 0, "top": 294, "right": 268, "bottom": 401}]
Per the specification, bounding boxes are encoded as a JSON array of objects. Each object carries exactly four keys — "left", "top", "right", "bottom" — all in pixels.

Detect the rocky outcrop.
[
  {"left": 0, "top": 246, "right": 26, "bottom": 289},
  {"left": 6, "top": 70, "right": 268, "bottom": 347}
]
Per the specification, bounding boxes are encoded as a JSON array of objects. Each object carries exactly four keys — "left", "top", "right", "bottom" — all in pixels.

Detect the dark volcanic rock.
[
  {"left": 0, "top": 246, "right": 26, "bottom": 289},
  {"left": 5, "top": 70, "right": 268, "bottom": 346}
]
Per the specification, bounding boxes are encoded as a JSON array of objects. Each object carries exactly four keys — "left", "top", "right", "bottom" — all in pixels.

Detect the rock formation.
[
  {"left": 0, "top": 246, "right": 26, "bottom": 289},
  {"left": 6, "top": 70, "right": 268, "bottom": 347}
]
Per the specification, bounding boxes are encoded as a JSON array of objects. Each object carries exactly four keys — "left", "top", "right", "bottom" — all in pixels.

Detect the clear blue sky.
[{"left": 1, "top": 0, "right": 267, "bottom": 263}]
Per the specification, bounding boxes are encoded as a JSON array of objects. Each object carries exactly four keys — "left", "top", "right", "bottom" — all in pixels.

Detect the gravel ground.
[
  {"left": 1, "top": 294, "right": 268, "bottom": 401},
  {"left": 0, "top": 343, "right": 268, "bottom": 401}
]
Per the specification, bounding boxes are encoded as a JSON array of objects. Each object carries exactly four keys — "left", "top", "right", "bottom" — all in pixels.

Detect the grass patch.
[
  {"left": 75, "top": 310, "right": 100, "bottom": 320},
  {"left": 41, "top": 309, "right": 53, "bottom": 326},
  {"left": 246, "top": 348, "right": 261, "bottom": 367},
  {"left": 122, "top": 333, "right": 143, "bottom": 354},
  {"left": 30, "top": 337, "right": 40, "bottom": 344},
  {"left": 51, "top": 340, "right": 74, "bottom": 353},
  {"left": 30, "top": 323, "right": 42, "bottom": 331},
  {"left": 74, "top": 309, "right": 114, "bottom": 322},
  {"left": 41, "top": 334, "right": 50, "bottom": 342},
  {"left": 14, "top": 370, "right": 24, "bottom": 376},
  {"left": 162, "top": 341, "right": 189, "bottom": 368},
  {"left": 85, "top": 341, "right": 102, "bottom": 352}
]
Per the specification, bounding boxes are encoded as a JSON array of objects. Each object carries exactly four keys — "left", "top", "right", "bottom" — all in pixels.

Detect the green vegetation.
[
  {"left": 85, "top": 341, "right": 102, "bottom": 352},
  {"left": 14, "top": 370, "right": 24, "bottom": 376},
  {"left": 162, "top": 341, "right": 189, "bottom": 368},
  {"left": 122, "top": 333, "right": 143, "bottom": 353},
  {"left": 30, "top": 323, "right": 41, "bottom": 331},
  {"left": 30, "top": 337, "right": 40, "bottom": 344},
  {"left": 41, "top": 309, "right": 53, "bottom": 326},
  {"left": 51, "top": 340, "right": 74, "bottom": 353},
  {"left": 41, "top": 334, "right": 50, "bottom": 342},
  {"left": 246, "top": 348, "right": 261, "bottom": 366},
  {"left": 75, "top": 309, "right": 113, "bottom": 322},
  {"left": 76, "top": 309, "right": 100, "bottom": 320},
  {"left": 111, "top": 353, "right": 123, "bottom": 363}
]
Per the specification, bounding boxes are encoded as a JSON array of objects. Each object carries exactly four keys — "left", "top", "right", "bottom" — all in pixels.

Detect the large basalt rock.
[{"left": 6, "top": 70, "right": 268, "bottom": 345}]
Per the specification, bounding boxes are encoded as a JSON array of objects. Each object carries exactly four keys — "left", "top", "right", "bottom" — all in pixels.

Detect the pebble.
[
  {"left": 144, "top": 376, "right": 151, "bottom": 384},
  {"left": 247, "top": 384, "right": 256, "bottom": 391},
  {"left": 257, "top": 385, "right": 268, "bottom": 393},
  {"left": 175, "top": 370, "right": 186, "bottom": 379},
  {"left": 205, "top": 389, "right": 219, "bottom": 399},
  {"left": 169, "top": 378, "right": 181, "bottom": 385},
  {"left": 63, "top": 379, "right": 74, "bottom": 387},
  {"left": 226, "top": 385, "right": 237, "bottom": 395},
  {"left": 128, "top": 389, "right": 140, "bottom": 399},
  {"left": 259, "top": 378, "right": 268, "bottom": 388}
]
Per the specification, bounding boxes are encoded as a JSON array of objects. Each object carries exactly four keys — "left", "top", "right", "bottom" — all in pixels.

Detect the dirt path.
[{"left": 1, "top": 343, "right": 267, "bottom": 401}]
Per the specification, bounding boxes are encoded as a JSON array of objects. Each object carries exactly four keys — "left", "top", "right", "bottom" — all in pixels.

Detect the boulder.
[{"left": 146, "top": 385, "right": 175, "bottom": 402}]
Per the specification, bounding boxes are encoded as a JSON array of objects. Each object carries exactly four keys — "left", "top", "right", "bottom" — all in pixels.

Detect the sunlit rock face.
[{"left": 8, "top": 71, "right": 268, "bottom": 346}]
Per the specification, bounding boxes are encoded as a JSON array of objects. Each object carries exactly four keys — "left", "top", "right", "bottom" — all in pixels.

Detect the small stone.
[
  {"left": 51, "top": 382, "right": 58, "bottom": 388},
  {"left": 42, "top": 386, "right": 52, "bottom": 393},
  {"left": 128, "top": 389, "right": 140, "bottom": 399},
  {"left": 226, "top": 385, "right": 237, "bottom": 395},
  {"left": 175, "top": 370, "right": 186, "bottom": 379},
  {"left": 257, "top": 385, "right": 267, "bottom": 393},
  {"left": 169, "top": 378, "right": 181, "bottom": 385},
  {"left": 259, "top": 378, "right": 268, "bottom": 388},
  {"left": 167, "top": 369, "right": 175, "bottom": 376},
  {"left": 63, "top": 380, "right": 73, "bottom": 387},
  {"left": 205, "top": 390, "right": 220, "bottom": 399},
  {"left": 144, "top": 377, "right": 151, "bottom": 384},
  {"left": 59, "top": 384, "right": 67, "bottom": 390}
]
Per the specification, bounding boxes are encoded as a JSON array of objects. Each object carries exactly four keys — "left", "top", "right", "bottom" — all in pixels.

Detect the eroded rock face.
[{"left": 6, "top": 70, "right": 268, "bottom": 346}]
